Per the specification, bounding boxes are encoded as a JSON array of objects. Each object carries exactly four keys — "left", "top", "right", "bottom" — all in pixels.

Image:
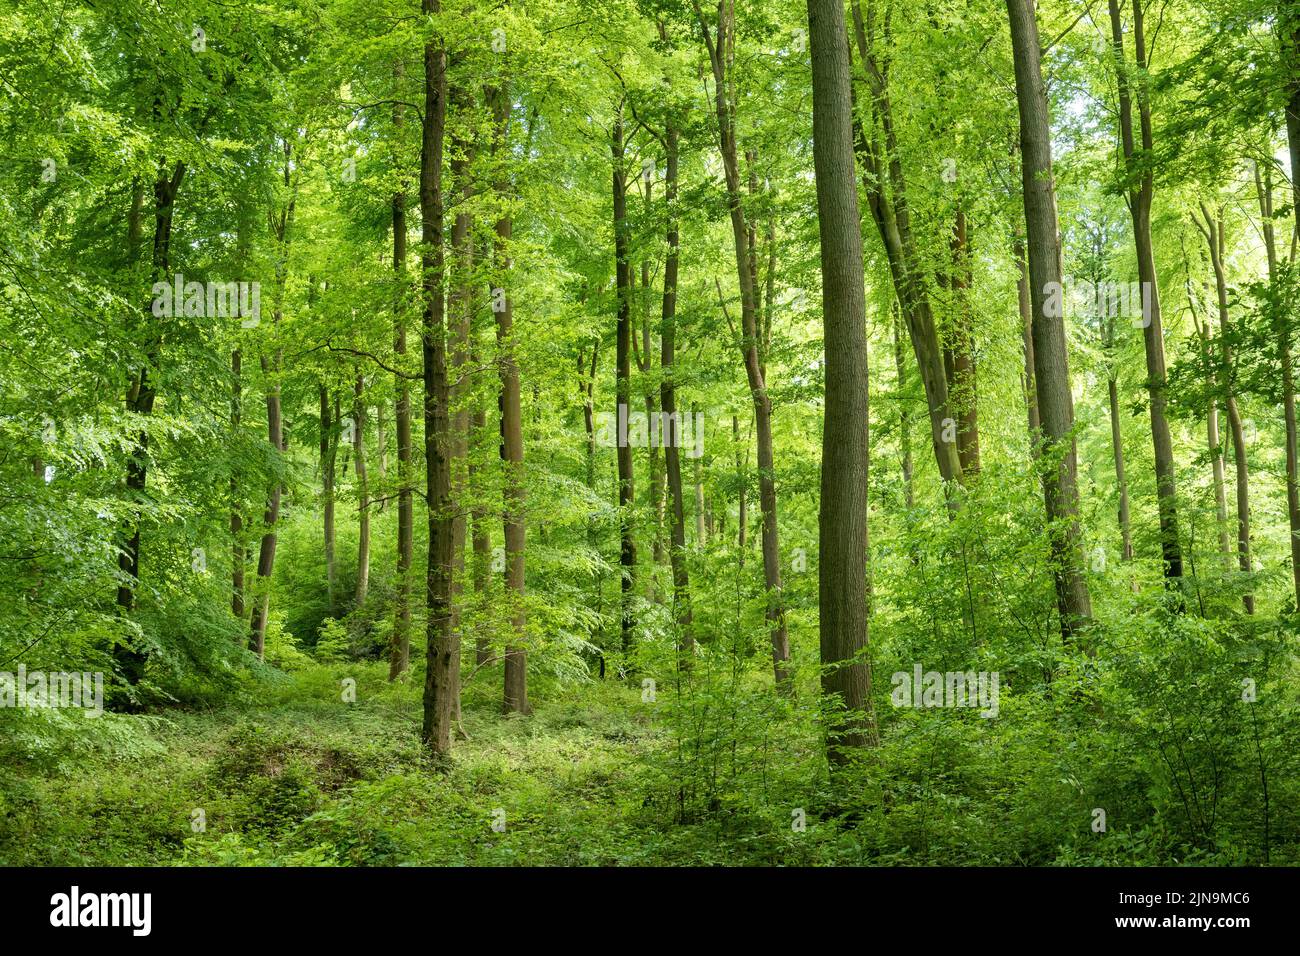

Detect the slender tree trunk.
[
  {"left": 1109, "top": 0, "right": 1183, "bottom": 585},
  {"left": 893, "top": 308, "right": 915, "bottom": 509},
  {"left": 353, "top": 376, "right": 370, "bottom": 606},
  {"left": 448, "top": 120, "right": 475, "bottom": 729},
  {"left": 250, "top": 142, "right": 293, "bottom": 656},
  {"left": 391, "top": 183, "right": 413, "bottom": 679},
  {"left": 1104, "top": 316, "right": 1134, "bottom": 562},
  {"left": 490, "top": 79, "right": 530, "bottom": 714},
  {"left": 733, "top": 415, "right": 747, "bottom": 562},
  {"left": 321, "top": 385, "right": 338, "bottom": 616},
  {"left": 1198, "top": 205, "right": 1253, "bottom": 612},
  {"left": 948, "top": 207, "right": 980, "bottom": 475},
  {"left": 613, "top": 107, "right": 638, "bottom": 658},
  {"left": 471, "top": 406, "right": 492, "bottom": 665},
  {"left": 658, "top": 118, "right": 693, "bottom": 667},
  {"left": 1014, "top": 235, "right": 1041, "bottom": 447},
  {"left": 419, "top": 2, "right": 455, "bottom": 754},
  {"left": 849, "top": 0, "right": 963, "bottom": 490},
  {"left": 1279, "top": 7, "right": 1300, "bottom": 608},
  {"left": 810, "top": 0, "right": 878, "bottom": 757},
  {"left": 1256, "top": 155, "right": 1300, "bottom": 608},
  {"left": 692, "top": 0, "right": 790, "bottom": 683},
  {"left": 115, "top": 161, "right": 185, "bottom": 683},
  {"left": 1008, "top": 0, "right": 1093, "bottom": 643},
  {"left": 231, "top": 349, "right": 245, "bottom": 618}
]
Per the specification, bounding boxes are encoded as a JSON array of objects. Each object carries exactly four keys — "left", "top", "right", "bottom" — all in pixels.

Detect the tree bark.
[
  {"left": 809, "top": 0, "right": 878, "bottom": 757},
  {"left": 419, "top": 1, "right": 455, "bottom": 755},
  {"left": 692, "top": 0, "right": 790, "bottom": 684},
  {"left": 658, "top": 118, "right": 694, "bottom": 667},
  {"left": 1008, "top": 0, "right": 1093, "bottom": 643},
  {"left": 353, "top": 375, "right": 370, "bottom": 607},
  {"left": 490, "top": 78, "right": 530, "bottom": 714},
  {"left": 613, "top": 106, "right": 638, "bottom": 659},
  {"left": 1109, "top": 0, "right": 1183, "bottom": 585}
]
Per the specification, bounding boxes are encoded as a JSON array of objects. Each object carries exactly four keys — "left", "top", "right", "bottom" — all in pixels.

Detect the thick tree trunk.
[
  {"left": 1008, "top": 0, "right": 1093, "bottom": 643},
  {"left": 809, "top": 0, "right": 878, "bottom": 758},
  {"left": 419, "top": 3, "right": 455, "bottom": 755}
]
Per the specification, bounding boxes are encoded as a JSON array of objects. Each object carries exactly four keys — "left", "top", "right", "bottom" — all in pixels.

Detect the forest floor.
[{"left": 1, "top": 663, "right": 832, "bottom": 866}]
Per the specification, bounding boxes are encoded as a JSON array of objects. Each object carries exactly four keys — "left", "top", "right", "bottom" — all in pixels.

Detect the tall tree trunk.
[
  {"left": 1198, "top": 205, "right": 1253, "bottom": 613},
  {"left": 692, "top": 0, "right": 790, "bottom": 684},
  {"left": 231, "top": 349, "right": 245, "bottom": 618},
  {"left": 1104, "top": 316, "right": 1134, "bottom": 562},
  {"left": 948, "top": 207, "right": 980, "bottom": 475},
  {"left": 613, "top": 107, "right": 638, "bottom": 659},
  {"left": 893, "top": 307, "right": 915, "bottom": 509},
  {"left": 353, "top": 376, "right": 370, "bottom": 607},
  {"left": 1279, "top": 7, "right": 1300, "bottom": 609},
  {"left": 1008, "top": 0, "right": 1093, "bottom": 643},
  {"left": 391, "top": 182, "right": 413, "bottom": 679},
  {"left": 1109, "top": 0, "right": 1183, "bottom": 585},
  {"left": 1189, "top": 279, "right": 1232, "bottom": 562},
  {"left": 658, "top": 117, "right": 694, "bottom": 667},
  {"left": 115, "top": 160, "right": 185, "bottom": 684},
  {"left": 809, "top": 0, "right": 878, "bottom": 757},
  {"left": 1014, "top": 235, "right": 1041, "bottom": 446},
  {"left": 1256, "top": 155, "right": 1300, "bottom": 608},
  {"left": 419, "top": 2, "right": 455, "bottom": 754},
  {"left": 448, "top": 118, "right": 475, "bottom": 728},
  {"left": 848, "top": 0, "right": 963, "bottom": 490},
  {"left": 490, "top": 79, "right": 530, "bottom": 714},
  {"left": 321, "top": 385, "right": 338, "bottom": 616},
  {"left": 250, "top": 141, "right": 294, "bottom": 656}
]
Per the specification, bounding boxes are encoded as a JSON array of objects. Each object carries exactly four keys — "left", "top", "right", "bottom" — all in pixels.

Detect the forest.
[{"left": 1, "top": 0, "right": 1298, "bottom": 869}]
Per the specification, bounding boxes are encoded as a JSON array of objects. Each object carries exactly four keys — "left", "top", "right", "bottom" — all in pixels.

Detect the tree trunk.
[
  {"left": 1279, "top": 7, "right": 1300, "bottom": 608},
  {"left": 658, "top": 118, "right": 693, "bottom": 668},
  {"left": 692, "top": 0, "right": 790, "bottom": 684},
  {"left": 391, "top": 182, "right": 413, "bottom": 679},
  {"left": 353, "top": 375, "right": 370, "bottom": 607},
  {"left": 1109, "top": 0, "right": 1183, "bottom": 585},
  {"left": 490, "top": 79, "right": 530, "bottom": 714},
  {"left": 1198, "top": 205, "right": 1253, "bottom": 613},
  {"left": 321, "top": 385, "right": 338, "bottom": 616},
  {"left": 1255, "top": 153, "right": 1300, "bottom": 608},
  {"left": 1008, "top": 0, "right": 1093, "bottom": 643},
  {"left": 613, "top": 107, "right": 638, "bottom": 659},
  {"left": 419, "top": 2, "right": 455, "bottom": 755},
  {"left": 115, "top": 161, "right": 185, "bottom": 684},
  {"left": 1104, "top": 315, "right": 1134, "bottom": 563},
  {"left": 231, "top": 349, "right": 245, "bottom": 618},
  {"left": 849, "top": 0, "right": 963, "bottom": 490},
  {"left": 809, "top": 0, "right": 878, "bottom": 758}
]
